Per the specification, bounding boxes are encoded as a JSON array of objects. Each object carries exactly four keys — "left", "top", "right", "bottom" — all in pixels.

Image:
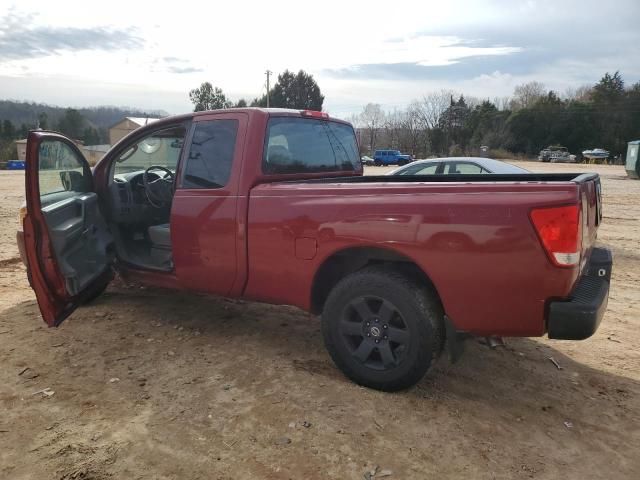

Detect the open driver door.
[{"left": 23, "top": 131, "right": 113, "bottom": 327}]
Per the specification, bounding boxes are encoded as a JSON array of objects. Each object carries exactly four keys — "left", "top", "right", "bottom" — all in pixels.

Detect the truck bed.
[
  {"left": 294, "top": 172, "right": 598, "bottom": 184},
  {"left": 247, "top": 170, "right": 603, "bottom": 337}
]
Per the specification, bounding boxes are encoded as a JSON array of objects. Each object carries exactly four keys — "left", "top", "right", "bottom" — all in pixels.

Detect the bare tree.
[
  {"left": 492, "top": 96, "right": 511, "bottom": 111},
  {"left": 356, "top": 103, "right": 385, "bottom": 154},
  {"left": 400, "top": 103, "right": 425, "bottom": 157},
  {"left": 416, "top": 90, "right": 455, "bottom": 129},
  {"left": 465, "top": 95, "right": 481, "bottom": 110},
  {"left": 564, "top": 85, "right": 593, "bottom": 102},
  {"left": 510, "top": 81, "right": 546, "bottom": 110},
  {"left": 383, "top": 109, "right": 404, "bottom": 149}
]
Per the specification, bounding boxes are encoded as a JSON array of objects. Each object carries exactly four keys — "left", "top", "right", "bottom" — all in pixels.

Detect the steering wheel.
[{"left": 143, "top": 165, "right": 175, "bottom": 208}]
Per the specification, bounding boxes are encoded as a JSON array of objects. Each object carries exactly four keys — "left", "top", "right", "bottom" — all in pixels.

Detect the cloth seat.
[{"left": 148, "top": 223, "right": 171, "bottom": 249}]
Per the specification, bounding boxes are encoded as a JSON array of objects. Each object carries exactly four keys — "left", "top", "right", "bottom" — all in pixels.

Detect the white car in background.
[{"left": 387, "top": 157, "right": 529, "bottom": 175}]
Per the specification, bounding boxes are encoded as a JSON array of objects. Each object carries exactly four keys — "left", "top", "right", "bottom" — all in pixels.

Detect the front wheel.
[{"left": 321, "top": 267, "right": 444, "bottom": 391}]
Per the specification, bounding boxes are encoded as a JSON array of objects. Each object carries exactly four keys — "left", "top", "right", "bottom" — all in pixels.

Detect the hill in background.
[
  {"left": 0, "top": 100, "right": 168, "bottom": 131},
  {"left": 0, "top": 99, "right": 169, "bottom": 161}
]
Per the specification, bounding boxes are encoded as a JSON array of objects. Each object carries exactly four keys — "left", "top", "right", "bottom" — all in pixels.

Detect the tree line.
[
  {"left": 0, "top": 108, "right": 106, "bottom": 161},
  {"left": 189, "top": 69, "right": 324, "bottom": 112},
  {"left": 0, "top": 102, "right": 167, "bottom": 162},
  {"left": 4, "top": 70, "right": 636, "bottom": 163},
  {"left": 351, "top": 72, "right": 640, "bottom": 161}
]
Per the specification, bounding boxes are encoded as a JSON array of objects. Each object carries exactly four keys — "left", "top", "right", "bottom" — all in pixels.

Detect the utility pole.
[{"left": 265, "top": 70, "right": 272, "bottom": 107}]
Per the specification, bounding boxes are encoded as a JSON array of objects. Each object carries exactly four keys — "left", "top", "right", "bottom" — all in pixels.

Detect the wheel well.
[{"left": 310, "top": 246, "right": 438, "bottom": 315}]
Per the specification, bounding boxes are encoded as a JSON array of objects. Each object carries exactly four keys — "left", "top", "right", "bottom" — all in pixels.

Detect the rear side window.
[
  {"left": 263, "top": 117, "right": 360, "bottom": 174},
  {"left": 398, "top": 163, "right": 438, "bottom": 175},
  {"left": 413, "top": 164, "right": 438, "bottom": 175},
  {"left": 183, "top": 119, "right": 238, "bottom": 188},
  {"left": 446, "top": 162, "right": 485, "bottom": 174}
]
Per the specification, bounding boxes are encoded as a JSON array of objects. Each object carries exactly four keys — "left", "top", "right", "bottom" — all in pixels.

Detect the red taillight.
[
  {"left": 301, "top": 110, "right": 329, "bottom": 119},
  {"left": 530, "top": 205, "right": 581, "bottom": 267}
]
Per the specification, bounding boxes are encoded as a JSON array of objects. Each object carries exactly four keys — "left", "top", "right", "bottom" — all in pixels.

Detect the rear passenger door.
[{"left": 171, "top": 113, "right": 248, "bottom": 295}]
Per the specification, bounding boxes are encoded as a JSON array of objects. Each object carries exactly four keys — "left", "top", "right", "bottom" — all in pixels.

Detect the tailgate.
[{"left": 578, "top": 174, "right": 603, "bottom": 263}]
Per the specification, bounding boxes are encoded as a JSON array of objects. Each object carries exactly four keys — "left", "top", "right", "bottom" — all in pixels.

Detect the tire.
[
  {"left": 374, "top": 161, "right": 382, "bottom": 167},
  {"left": 321, "top": 266, "right": 444, "bottom": 391}
]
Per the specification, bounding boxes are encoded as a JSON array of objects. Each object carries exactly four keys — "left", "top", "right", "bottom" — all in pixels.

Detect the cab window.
[
  {"left": 182, "top": 119, "right": 238, "bottom": 188},
  {"left": 263, "top": 118, "right": 359, "bottom": 174},
  {"left": 114, "top": 126, "right": 186, "bottom": 175}
]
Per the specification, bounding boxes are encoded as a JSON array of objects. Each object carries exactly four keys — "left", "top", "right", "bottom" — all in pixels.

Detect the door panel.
[
  {"left": 24, "top": 132, "right": 113, "bottom": 326},
  {"left": 171, "top": 113, "right": 247, "bottom": 296},
  {"left": 43, "top": 193, "right": 112, "bottom": 296}
]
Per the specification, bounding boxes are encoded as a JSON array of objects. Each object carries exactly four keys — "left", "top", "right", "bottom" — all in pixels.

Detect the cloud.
[
  {"left": 165, "top": 65, "right": 203, "bottom": 74},
  {"left": 0, "top": 9, "right": 143, "bottom": 61},
  {"left": 159, "top": 56, "right": 203, "bottom": 74},
  {"left": 1, "top": 0, "right": 638, "bottom": 117}
]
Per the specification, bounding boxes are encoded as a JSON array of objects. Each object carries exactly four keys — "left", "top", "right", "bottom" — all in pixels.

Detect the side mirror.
[{"left": 60, "top": 170, "right": 88, "bottom": 192}]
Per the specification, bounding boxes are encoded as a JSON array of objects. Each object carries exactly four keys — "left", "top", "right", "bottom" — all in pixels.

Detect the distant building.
[
  {"left": 109, "top": 117, "right": 159, "bottom": 145},
  {"left": 81, "top": 144, "right": 111, "bottom": 166},
  {"left": 14, "top": 139, "right": 109, "bottom": 166},
  {"left": 13, "top": 115, "right": 159, "bottom": 165},
  {"left": 15, "top": 139, "right": 27, "bottom": 161}
]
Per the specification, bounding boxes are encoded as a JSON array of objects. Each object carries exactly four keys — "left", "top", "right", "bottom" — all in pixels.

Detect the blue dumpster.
[{"left": 6, "top": 160, "right": 26, "bottom": 170}]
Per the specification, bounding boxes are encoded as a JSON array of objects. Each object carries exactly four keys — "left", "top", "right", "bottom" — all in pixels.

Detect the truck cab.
[{"left": 20, "top": 109, "right": 361, "bottom": 326}]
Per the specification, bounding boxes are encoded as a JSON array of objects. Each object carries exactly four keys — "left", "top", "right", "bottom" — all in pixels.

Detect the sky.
[{"left": 1, "top": 0, "right": 639, "bottom": 118}]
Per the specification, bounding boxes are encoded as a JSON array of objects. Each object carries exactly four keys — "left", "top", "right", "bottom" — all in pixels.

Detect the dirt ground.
[{"left": 1, "top": 162, "right": 638, "bottom": 480}]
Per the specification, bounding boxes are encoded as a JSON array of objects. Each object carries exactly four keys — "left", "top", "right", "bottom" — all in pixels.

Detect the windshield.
[{"left": 114, "top": 126, "right": 186, "bottom": 175}]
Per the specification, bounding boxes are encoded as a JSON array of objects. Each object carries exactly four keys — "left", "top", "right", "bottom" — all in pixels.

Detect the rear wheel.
[{"left": 321, "top": 266, "right": 444, "bottom": 391}]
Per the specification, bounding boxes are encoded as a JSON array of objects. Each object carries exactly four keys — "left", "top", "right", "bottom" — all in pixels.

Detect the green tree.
[
  {"left": 2, "top": 120, "right": 15, "bottom": 140},
  {"left": 189, "top": 82, "right": 232, "bottom": 111},
  {"left": 592, "top": 71, "right": 624, "bottom": 104},
  {"left": 591, "top": 72, "right": 628, "bottom": 156},
  {"left": 82, "top": 127, "right": 100, "bottom": 145},
  {"left": 0, "top": 140, "right": 18, "bottom": 161},
  {"left": 38, "top": 112, "right": 48, "bottom": 130},
  {"left": 18, "top": 123, "right": 30, "bottom": 138},
  {"left": 234, "top": 98, "right": 248, "bottom": 108},
  {"left": 272, "top": 70, "right": 324, "bottom": 110},
  {"left": 56, "top": 108, "right": 86, "bottom": 139},
  {"left": 254, "top": 70, "right": 325, "bottom": 110}
]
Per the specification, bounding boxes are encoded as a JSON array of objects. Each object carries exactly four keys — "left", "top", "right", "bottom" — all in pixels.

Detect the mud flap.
[{"left": 444, "top": 315, "right": 468, "bottom": 363}]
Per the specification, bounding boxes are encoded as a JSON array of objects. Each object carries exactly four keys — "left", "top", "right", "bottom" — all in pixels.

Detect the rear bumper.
[{"left": 547, "top": 247, "right": 612, "bottom": 340}]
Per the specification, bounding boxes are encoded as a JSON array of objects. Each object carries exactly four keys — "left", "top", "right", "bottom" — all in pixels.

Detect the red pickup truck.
[{"left": 19, "top": 108, "right": 612, "bottom": 391}]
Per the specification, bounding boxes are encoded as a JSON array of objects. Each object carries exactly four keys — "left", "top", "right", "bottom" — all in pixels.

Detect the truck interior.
[
  {"left": 33, "top": 126, "right": 185, "bottom": 307},
  {"left": 106, "top": 125, "right": 186, "bottom": 272}
]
